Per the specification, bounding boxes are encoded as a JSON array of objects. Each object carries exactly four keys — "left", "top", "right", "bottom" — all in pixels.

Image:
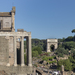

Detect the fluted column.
[
  {"left": 21, "top": 36, "right": 25, "bottom": 66},
  {"left": 28, "top": 36, "right": 32, "bottom": 67},
  {"left": 14, "top": 36, "right": 17, "bottom": 66}
]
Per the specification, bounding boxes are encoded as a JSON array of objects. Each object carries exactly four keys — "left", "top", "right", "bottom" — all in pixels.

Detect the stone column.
[
  {"left": 21, "top": 36, "right": 25, "bottom": 66},
  {"left": 28, "top": 36, "right": 32, "bottom": 67},
  {"left": 47, "top": 43, "right": 50, "bottom": 52},
  {"left": 14, "top": 36, "right": 17, "bottom": 66}
]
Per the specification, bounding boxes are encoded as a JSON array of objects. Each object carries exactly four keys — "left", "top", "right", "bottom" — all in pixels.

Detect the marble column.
[
  {"left": 21, "top": 36, "right": 25, "bottom": 66},
  {"left": 14, "top": 36, "right": 17, "bottom": 66},
  {"left": 28, "top": 36, "right": 32, "bottom": 67}
]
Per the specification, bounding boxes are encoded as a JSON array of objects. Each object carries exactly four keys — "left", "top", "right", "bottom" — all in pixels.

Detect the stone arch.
[{"left": 46, "top": 39, "right": 58, "bottom": 52}]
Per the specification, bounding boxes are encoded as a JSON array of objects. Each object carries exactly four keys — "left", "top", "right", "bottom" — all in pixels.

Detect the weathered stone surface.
[
  {"left": 17, "top": 29, "right": 24, "bottom": 32},
  {"left": 0, "top": 7, "right": 32, "bottom": 75},
  {"left": 0, "top": 32, "right": 31, "bottom": 36},
  {"left": 46, "top": 39, "right": 58, "bottom": 52},
  {"left": 0, "top": 66, "right": 32, "bottom": 74},
  {"left": 0, "top": 36, "right": 9, "bottom": 65},
  {"left": 0, "top": 70, "right": 8, "bottom": 75}
]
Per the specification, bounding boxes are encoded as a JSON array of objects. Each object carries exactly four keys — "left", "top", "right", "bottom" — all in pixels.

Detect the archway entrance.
[
  {"left": 46, "top": 39, "right": 58, "bottom": 52},
  {"left": 50, "top": 45, "right": 55, "bottom": 52}
]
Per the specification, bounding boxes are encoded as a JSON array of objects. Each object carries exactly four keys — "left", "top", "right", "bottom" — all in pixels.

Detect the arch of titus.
[
  {"left": 46, "top": 39, "right": 58, "bottom": 52},
  {"left": 0, "top": 7, "right": 32, "bottom": 75}
]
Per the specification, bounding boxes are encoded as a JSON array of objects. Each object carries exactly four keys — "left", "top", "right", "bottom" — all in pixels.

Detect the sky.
[{"left": 0, "top": 0, "right": 75, "bottom": 39}]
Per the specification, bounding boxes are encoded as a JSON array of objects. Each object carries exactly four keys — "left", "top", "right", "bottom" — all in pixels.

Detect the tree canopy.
[
  {"left": 57, "top": 59, "right": 72, "bottom": 71},
  {"left": 32, "top": 46, "right": 42, "bottom": 54},
  {"left": 72, "top": 29, "right": 75, "bottom": 33}
]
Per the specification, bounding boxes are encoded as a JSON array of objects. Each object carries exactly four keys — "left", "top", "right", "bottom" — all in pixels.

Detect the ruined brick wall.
[{"left": 0, "top": 36, "right": 9, "bottom": 65}]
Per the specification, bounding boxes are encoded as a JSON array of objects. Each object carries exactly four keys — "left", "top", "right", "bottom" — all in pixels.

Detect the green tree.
[
  {"left": 71, "top": 29, "right": 75, "bottom": 41},
  {"left": 62, "top": 41, "right": 75, "bottom": 50},
  {"left": 63, "top": 59, "right": 72, "bottom": 71},
  {"left": 32, "top": 46, "right": 42, "bottom": 54},
  {"left": 65, "top": 36, "right": 73, "bottom": 41},
  {"left": 57, "top": 60, "right": 64, "bottom": 70},
  {"left": 68, "top": 55, "right": 75, "bottom": 71},
  {"left": 58, "top": 44, "right": 62, "bottom": 48},
  {"left": 72, "top": 29, "right": 75, "bottom": 33},
  {"left": 32, "top": 51, "right": 38, "bottom": 57},
  {"left": 55, "top": 48, "right": 69, "bottom": 57},
  {"left": 57, "top": 59, "right": 72, "bottom": 71},
  {"left": 31, "top": 39, "right": 46, "bottom": 51}
]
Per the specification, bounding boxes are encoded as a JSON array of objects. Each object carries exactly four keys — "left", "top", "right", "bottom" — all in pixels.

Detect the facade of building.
[{"left": 0, "top": 7, "right": 32, "bottom": 75}]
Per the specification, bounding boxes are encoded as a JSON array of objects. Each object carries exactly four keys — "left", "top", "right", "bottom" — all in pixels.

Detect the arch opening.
[{"left": 50, "top": 45, "right": 55, "bottom": 52}]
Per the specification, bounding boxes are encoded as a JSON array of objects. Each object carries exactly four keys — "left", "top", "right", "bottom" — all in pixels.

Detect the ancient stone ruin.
[
  {"left": 46, "top": 39, "right": 58, "bottom": 52},
  {"left": 0, "top": 7, "right": 32, "bottom": 75}
]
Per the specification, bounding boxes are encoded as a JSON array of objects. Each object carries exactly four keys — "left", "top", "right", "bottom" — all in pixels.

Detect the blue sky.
[{"left": 0, "top": 0, "right": 75, "bottom": 39}]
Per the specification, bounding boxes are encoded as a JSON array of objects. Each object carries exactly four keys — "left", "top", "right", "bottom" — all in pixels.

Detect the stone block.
[{"left": 17, "top": 29, "right": 24, "bottom": 32}]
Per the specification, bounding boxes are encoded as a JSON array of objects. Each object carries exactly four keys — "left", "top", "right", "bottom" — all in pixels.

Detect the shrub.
[{"left": 42, "top": 56, "right": 49, "bottom": 61}]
